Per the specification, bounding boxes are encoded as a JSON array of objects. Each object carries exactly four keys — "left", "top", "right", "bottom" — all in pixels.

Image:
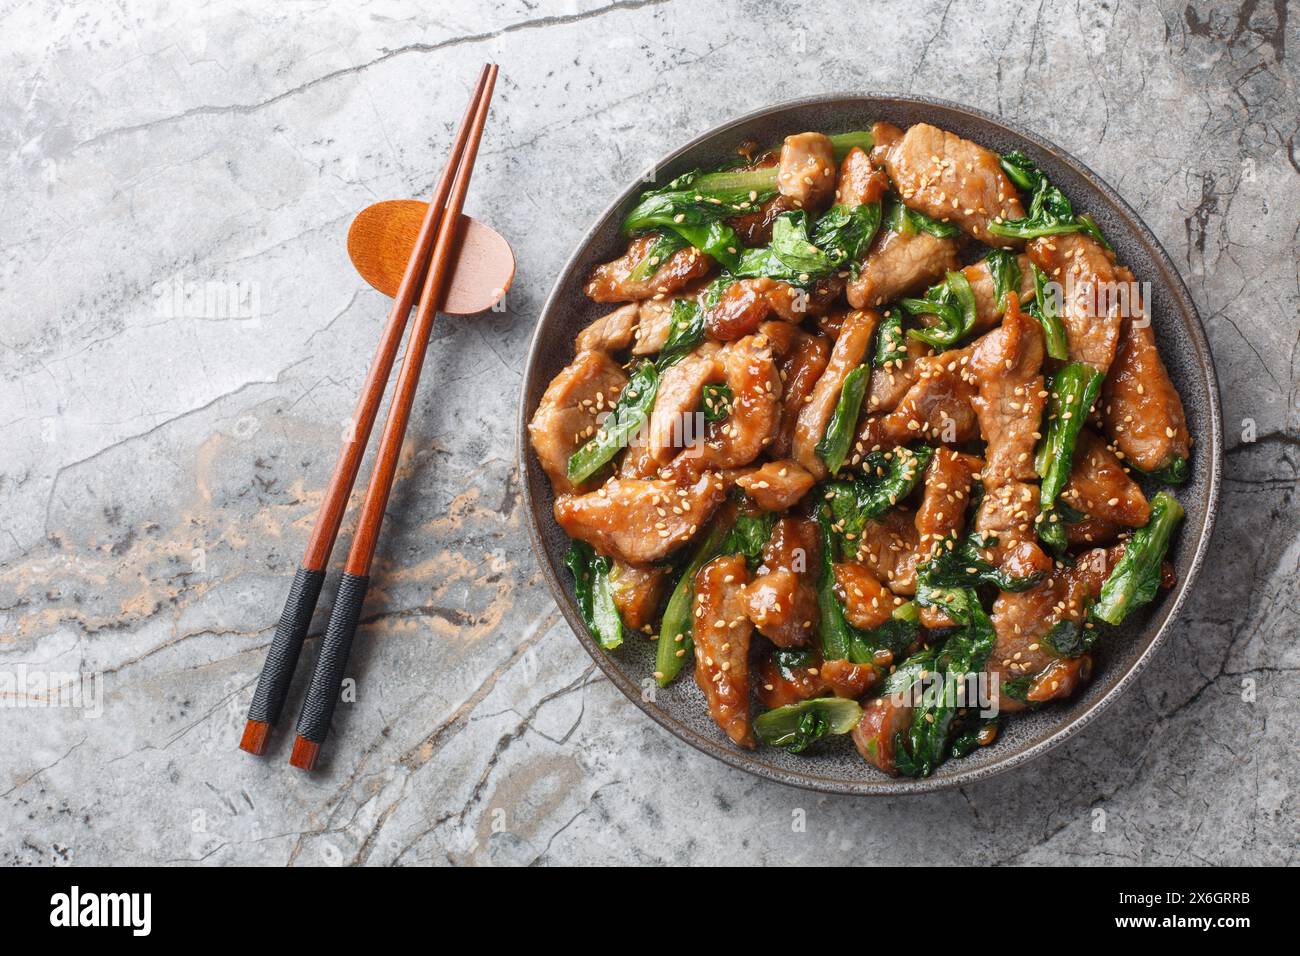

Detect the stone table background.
[{"left": 1, "top": 0, "right": 1295, "bottom": 866}]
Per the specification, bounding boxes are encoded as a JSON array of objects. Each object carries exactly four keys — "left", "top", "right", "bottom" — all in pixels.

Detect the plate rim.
[{"left": 515, "top": 91, "right": 1224, "bottom": 795}]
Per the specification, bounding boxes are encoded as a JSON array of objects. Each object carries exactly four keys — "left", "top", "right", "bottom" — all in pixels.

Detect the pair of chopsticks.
[{"left": 239, "top": 64, "right": 499, "bottom": 770}]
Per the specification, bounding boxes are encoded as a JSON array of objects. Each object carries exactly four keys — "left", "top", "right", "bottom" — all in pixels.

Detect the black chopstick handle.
[
  {"left": 246, "top": 566, "right": 326, "bottom": 725},
  {"left": 294, "top": 572, "right": 369, "bottom": 745}
]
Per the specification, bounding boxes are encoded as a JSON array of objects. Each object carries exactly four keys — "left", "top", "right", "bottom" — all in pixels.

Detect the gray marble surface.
[{"left": 1, "top": 0, "right": 1296, "bottom": 866}]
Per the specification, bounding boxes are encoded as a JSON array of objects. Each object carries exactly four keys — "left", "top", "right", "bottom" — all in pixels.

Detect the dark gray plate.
[{"left": 516, "top": 94, "right": 1223, "bottom": 795}]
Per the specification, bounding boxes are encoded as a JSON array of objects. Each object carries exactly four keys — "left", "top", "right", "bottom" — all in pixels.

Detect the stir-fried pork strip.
[
  {"left": 735, "top": 459, "right": 815, "bottom": 512},
  {"left": 692, "top": 554, "right": 756, "bottom": 747},
  {"left": 671, "top": 334, "right": 782, "bottom": 474},
  {"left": 833, "top": 560, "right": 903, "bottom": 630},
  {"left": 867, "top": 334, "right": 930, "bottom": 413},
  {"left": 608, "top": 561, "right": 668, "bottom": 631},
  {"left": 869, "top": 120, "right": 903, "bottom": 154},
  {"left": 746, "top": 568, "right": 817, "bottom": 647},
  {"left": 1098, "top": 268, "right": 1191, "bottom": 473},
  {"left": 755, "top": 650, "right": 830, "bottom": 708},
  {"left": 777, "top": 132, "right": 838, "bottom": 211},
  {"left": 554, "top": 472, "right": 725, "bottom": 565},
  {"left": 632, "top": 298, "right": 676, "bottom": 355},
  {"left": 601, "top": 245, "right": 700, "bottom": 305},
  {"left": 969, "top": 299, "right": 1045, "bottom": 487},
  {"left": 853, "top": 692, "right": 916, "bottom": 776},
  {"left": 771, "top": 329, "right": 831, "bottom": 458},
  {"left": 856, "top": 347, "right": 980, "bottom": 451},
  {"left": 1020, "top": 656, "right": 1093, "bottom": 707},
  {"left": 705, "top": 278, "right": 776, "bottom": 341},
  {"left": 915, "top": 449, "right": 982, "bottom": 552},
  {"left": 528, "top": 350, "right": 629, "bottom": 495},
  {"left": 1026, "top": 233, "right": 1124, "bottom": 372},
  {"left": 576, "top": 303, "right": 640, "bottom": 353},
  {"left": 704, "top": 277, "right": 843, "bottom": 341},
  {"left": 871, "top": 121, "right": 1026, "bottom": 247},
  {"left": 793, "top": 309, "right": 880, "bottom": 478},
  {"left": 989, "top": 546, "right": 1118, "bottom": 713},
  {"left": 647, "top": 342, "right": 721, "bottom": 462},
  {"left": 915, "top": 254, "right": 1035, "bottom": 338},
  {"left": 617, "top": 430, "right": 660, "bottom": 479},
  {"left": 743, "top": 516, "right": 819, "bottom": 648},
  {"left": 584, "top": 233, "right": 712, "bottom": 303},
  {"left": 1066, "top": 513, "right": 1122, "bottom": 546},
  {"left": 766, "top": 275, "right": 845, "bottom": 321},
  {"left": 820, "top": 659, "right": 879, "bottom": 698},
  {"left": 836, "top": 146, "right": 891, "bottom": 209},
  {"left": 974, "top": 480, "right": 1053, "bottom": 582},
  {"left": 1061, "top": 429, "right": 1149, "bottom": 528},
  {"left": 756, "top": 319, "right": 798, "bottom": 358},
  {"left": 852, "top": 507, "right": 921, "bottom": 595},
  {"left": 730, "top": 192, "right": 800, "bottom": 246},
  {"left": 847, "top": 223, "right": 962, "bottom": 310},
  {"left": 910, "top": 448, "right": 983, "bottom": 628}
]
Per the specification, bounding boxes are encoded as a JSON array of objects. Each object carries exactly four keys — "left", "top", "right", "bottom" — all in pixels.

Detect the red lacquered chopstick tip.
[
  {"left": 289, "top": 735, "right": 321, "bottom": 771},
  {"left": 239, "top": 719, "right": 272, "bottom": 755}
]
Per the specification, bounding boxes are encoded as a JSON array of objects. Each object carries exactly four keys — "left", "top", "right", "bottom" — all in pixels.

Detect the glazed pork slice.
[
  {"left": 867, "top": 334, "right": 929, "bottom": 414},
  {"left": 1065, "top": 513, "right": 1124, "bottom": 546},
  {"left": 968, "top": 299, "right": 1045, "bottom": 487},
  {"left": 914, "top": 254, "right": 1035, "bottom": 338},
  {"left": 735, "top": 459, "right": 815, "bottom": 512},
  {"left": 672, "top": 334, "right": 782, "bottom": 475},
  {"left": 766, "top": 275, "right": 845, "bottom": 322},
  {"left": 833, "top": 560, "right": 902, "bottom": 630},
  {"left": 647, "top": 342, "right": 721, "bottom": 463},
  {"left": 575, "top": 303, "right": 640, "bottom": 353},
  {"left": 730, "top": 192, "right": 800, "bottom": 246},
  {"left": 914, "top": 449, "right": 982, "bottom": 553},
  {"left": 853, "top": 691, "right": 916, "bottom": 776},
  {"left": 617, "top": 428, "right": 660, "bottom": 480},
  {"left": 1060, "top": 429, "right": 1149, "bottom": 528},
  {"left": 755, "top": 649, "right": 830, "bottom": 708},
  {"left": 776, "top": 132, "right": 837, "bottom": 211},
  {"left": 793, "top": 309, "right": 879, "bottom": 479},
  {"left": 988, "top": 546, "right": 1119, "bottom": 713},
  {"left": 692, "top": 554, "right": 755, "bottom": 748},
  {"left": 632, "top": 297, "right": 676, "bottom": 355},
  {"left": 584, "top": 234, "right": 711, "bottom": 303},
  {"left": 608, "top": 561, "right": 668, "bottom": 631},
  {"left": 742, "top": 516, "right": 820, "bottom": 648},
  {"left": 851, "top": 507, "right": 920, "bottom": 595},
  {"left": 871, "top": 121, "right": 1026, "bottom": 247},
  {"left": 553, "top": 472, "right": 725, "bottom": 564},
  {"left": 835, "top": 146, "right": 891, "bottom": 209},
  {"left": 1098, "top": 269, "right": 1191, "bottom": 474},
  {"left": 856, "top": 347, "right": 980, "bottom": 451},
  {"left": 847, "top": 224, "right": 961, "bottom": 310},
  {"left": 704, "top": 278, "right": 777, "bottom": 341},
  {"left": 528, "top": 350, "right": 629, "bottom": 495},
  {"left": 703, "top": 277, "right": 843, "bottom": 341},
  {"left": 910, "top": 449, "right": 983, "bottom": 628},
  {"left": 915, "top": 447, "right": 982, "bottom": 546},
  {"left": 974, "top": 480, "right": 1053, "bottom": 584},
  {"left": 771, "top": 329, "right": 830, "bottom": 458},
  {"left": 1027, "top": 233, "right": 1124, "bottom": 372}
]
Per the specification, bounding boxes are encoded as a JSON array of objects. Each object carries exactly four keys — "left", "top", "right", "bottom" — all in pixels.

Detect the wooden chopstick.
[
  {"left": 239, "top": 64, "right": 493, "bottom": 757},
  {"left": 289, "top": 64, "right": 500, "bottom": 771}
]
